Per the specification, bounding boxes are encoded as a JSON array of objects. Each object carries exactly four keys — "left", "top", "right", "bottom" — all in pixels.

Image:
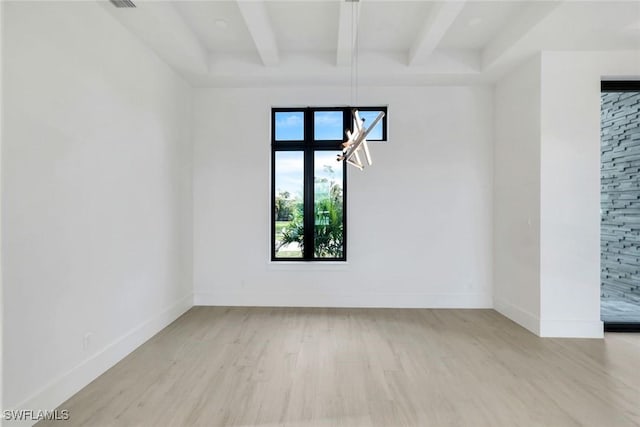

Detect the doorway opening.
[{"left": 601, "top": 80, "right": 640, "bottom": 332}]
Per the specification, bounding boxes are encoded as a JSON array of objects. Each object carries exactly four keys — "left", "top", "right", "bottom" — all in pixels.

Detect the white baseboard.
[
  {"left": 539, "top": 319, "right": 604, "bottom": 338},
  {"left": 194, "top": 291, "right": 493, "bottom": 308},
  {"left": 494, "top": 298, "right": 541, "bottom": 335},
  {"left": 6, "top": 293, "right": 193, "bottom": 426},
  {"left": 494, "top": 299, "right": 604, "bottom": 338}
]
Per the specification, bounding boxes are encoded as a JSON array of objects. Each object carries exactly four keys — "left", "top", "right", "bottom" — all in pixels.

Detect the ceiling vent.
[{"left": 110, "top": 0, "right": 136, "bottom": 8}]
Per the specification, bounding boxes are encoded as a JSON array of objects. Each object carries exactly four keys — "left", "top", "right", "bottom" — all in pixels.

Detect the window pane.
[
  {"left": 275, "top": 152, "right": 304, "bottom": 258},
  {"left": 314, "top": 151, "right": 344, "bottom": 258},
  {"left": 275, "top": 111, "right": 304, "bottom": 141},
  {"left": 314, "top": 111, "right": 344, "bottom": 141},
  {"left": 358, "top": 110, "right": 384, "bottom": 140}
]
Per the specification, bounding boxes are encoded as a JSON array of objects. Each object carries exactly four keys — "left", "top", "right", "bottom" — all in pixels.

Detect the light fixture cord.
[
  {"left": 354, "top": 1, "right": 359, "bottom": 107},
  {"left": 350, "top": 0, "right": 355, "bottom": 107}
]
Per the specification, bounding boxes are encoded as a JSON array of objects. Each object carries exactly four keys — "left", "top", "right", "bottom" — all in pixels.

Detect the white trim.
[
  {"left": 494, "top": 298, "right": 604, "bottom": 338},
  {"left": 539, "top": 319, "right": 604, "bottom": 338},
  {"left": 194, "top": 291, "right": 492, "bottom": 309},
  {"left": 494, "top": 298, "right": 540, "bottom": 336},
  {"left": 9, "top": 294, "right": 193, "bottom": 421},
  {"left": 266, "top": 261, "right": 350, "bottom": 271},
  {"left": 0, "top": 0, "right": 4, "bottom": 422}
]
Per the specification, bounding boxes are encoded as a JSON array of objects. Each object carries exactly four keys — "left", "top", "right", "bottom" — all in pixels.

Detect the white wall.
[
  {"left": 2, "top": 1, "right": 193, "bottom": 415},
  {"left": 493, "top": 50, "right": 640, "bottom": 338},
  {"left": 193, "top": 86, "right": 493, "bottom": 308},
  {"left": 493, "top": 55, "right": 542, "bottom": 335},
  {"left": 538, "top": 50, "right": 640, "bottom": 337}
]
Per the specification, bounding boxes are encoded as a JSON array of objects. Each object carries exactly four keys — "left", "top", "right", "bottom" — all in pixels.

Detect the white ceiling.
[
  {"left": 357, "top": 2, "right": 433, "bottom": 51},
  {"left": 267, "top": 1, "right": 340, "bottom": 52},
  {"left": 102, "top": 0, "right": 640, "bottom": 87},
  {"left": 438, "top": 2, "right": 525, "bottom": 49},
  {"left": 174, "top": 1, "right": 256, "bottom": 54}
]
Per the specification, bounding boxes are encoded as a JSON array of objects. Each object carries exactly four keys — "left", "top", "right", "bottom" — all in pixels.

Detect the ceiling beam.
[
  {"left": 236, "top": 0, "right": 279, "bottom": 67},
  {"left": 206, "top": 50, "right": 482, "bottom": 87},
  {"left": 408, "top": 1, "right": 466, "bottom": 66},
  {"left": 482, "top": 1, "right": 561, "bottom": 71},
  {"left": 336, "top": 1, "right": 361, "bottom": 67}
]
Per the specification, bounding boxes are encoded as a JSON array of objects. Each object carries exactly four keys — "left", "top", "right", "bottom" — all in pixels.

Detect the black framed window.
[{"left": 271, "top": 106, "right": 387, "bottom": 261}]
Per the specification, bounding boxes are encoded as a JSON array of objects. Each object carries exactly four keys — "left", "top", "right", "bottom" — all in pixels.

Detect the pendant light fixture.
[{"left": 338, "top": 0, "right": 385, "bottom": 170}]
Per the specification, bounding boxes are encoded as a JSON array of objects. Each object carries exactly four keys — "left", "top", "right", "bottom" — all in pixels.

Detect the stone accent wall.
[{"left": 601, "top": 91, "right": 640, "bottom": 303}]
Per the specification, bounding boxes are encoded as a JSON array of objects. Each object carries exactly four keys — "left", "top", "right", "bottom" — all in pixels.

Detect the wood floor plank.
[{"left": 37, "top": 307, "right": 640, "bottom": 427}]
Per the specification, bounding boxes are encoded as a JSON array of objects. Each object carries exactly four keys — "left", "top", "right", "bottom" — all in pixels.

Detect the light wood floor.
[{"left": 38, "top": 307, "right": 640, "bottom": 427}]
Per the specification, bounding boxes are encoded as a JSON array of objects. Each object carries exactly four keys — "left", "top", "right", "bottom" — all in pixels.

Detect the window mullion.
[{"left": 303, "top": 108, "right": 315, "bottom": 260}]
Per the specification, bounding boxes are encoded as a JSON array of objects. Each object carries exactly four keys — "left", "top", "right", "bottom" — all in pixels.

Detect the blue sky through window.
[
  {"left": 358, "top": 111, "right": 383, "bottom": 140},
  {"left": 275, "top": 111, "right": 304, "bottom": 140},
  {"left": 314, "top": 111, "right": 343, "bottom": 140},
  {"left": 275, "top": 151, "right": 304, "bottom": 198}
]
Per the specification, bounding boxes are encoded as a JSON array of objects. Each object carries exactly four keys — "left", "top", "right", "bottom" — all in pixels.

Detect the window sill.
[{"left": 267, "top": 261, "right": 350, "bottom": 271}]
